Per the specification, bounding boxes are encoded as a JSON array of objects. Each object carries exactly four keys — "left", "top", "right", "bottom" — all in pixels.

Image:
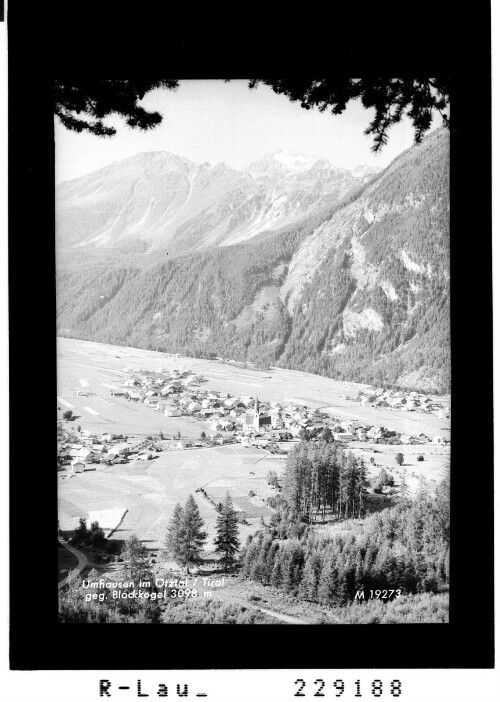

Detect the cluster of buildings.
[
  {"left": 350, "top": 387, "right": 450, "bottom": 419},
  {"left": 57, "top": 367, "right": 450, "bottom": 473},
  {"left": 113, "top": 366, "right": 448, "bottom": 448},
  {"left": 57, "top": 428, "right": 163, "bottom": 474},
  {"left": 107, "top": 366, "right": 343, "bottom": 446},
  {"left": 316, "top": 413, "right": 449, "bottom": 446}
]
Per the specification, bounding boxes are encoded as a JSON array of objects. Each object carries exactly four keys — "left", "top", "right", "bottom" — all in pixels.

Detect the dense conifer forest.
[{"left": 241, "top": 444, "right": 450, "bottom": 607}]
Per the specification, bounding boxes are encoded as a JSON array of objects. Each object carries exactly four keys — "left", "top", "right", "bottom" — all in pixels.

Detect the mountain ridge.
[
  {"left": 56, "top": 149, "right": 381, "bottom": 255},
  {"left": 57, "top": 128, "right": 450, "bottom": 393}
]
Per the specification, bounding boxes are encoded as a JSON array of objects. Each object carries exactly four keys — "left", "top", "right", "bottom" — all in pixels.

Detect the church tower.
[{"left": 253, "top": 396, "right": 260, "bottom": 429}]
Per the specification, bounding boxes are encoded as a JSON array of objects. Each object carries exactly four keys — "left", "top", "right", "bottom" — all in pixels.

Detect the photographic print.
[{"left": 55, "top": 79, "right": 450, "bottom": 625}]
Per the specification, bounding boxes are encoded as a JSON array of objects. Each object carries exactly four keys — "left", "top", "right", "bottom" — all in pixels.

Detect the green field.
[{"left": 58, "top": 445, "right": 284, "bottom": 551}]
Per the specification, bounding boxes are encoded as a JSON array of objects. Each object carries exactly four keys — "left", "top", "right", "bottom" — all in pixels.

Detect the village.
[
  {"left": 57, "top": 363, "right": 450, "bottom": 475},
  {"left": 348, "top": 386, "right": 451, "bottom": 419}
]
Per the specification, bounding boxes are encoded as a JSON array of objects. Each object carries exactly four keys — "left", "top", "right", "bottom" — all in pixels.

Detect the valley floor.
[{"left": 58, "top": 337, "right": 450, "bottom": 561}]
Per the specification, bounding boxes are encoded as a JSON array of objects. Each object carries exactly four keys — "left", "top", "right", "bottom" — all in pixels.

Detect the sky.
[{"left": 55, "top": 79, "right": 431, "bottom": 183}]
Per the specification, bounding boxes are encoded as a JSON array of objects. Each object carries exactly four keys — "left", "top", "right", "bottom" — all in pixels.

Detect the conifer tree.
[
  {"left": 241, "top": 540, "right": 260, "bottom": 578},
  {"left": 270, "top": 554, "right": 284, "bottom": 589},
  {"left": 121, "top": 534, "right": 151, "bottom": 583},
  {"left": 299, "top": 551, "right": 322, "bottom": 601},
  {"left": 214, "top": 493, "right": 240, "bottom": 573},
  {"left": 318, "top": 550, "right": 339, "bottom": 606},
  {"left": 178, "top": 495, "right": 207, "bottom": 574},
  {"left": 164, "top": 503, "right": 184, "bottom": 563}
]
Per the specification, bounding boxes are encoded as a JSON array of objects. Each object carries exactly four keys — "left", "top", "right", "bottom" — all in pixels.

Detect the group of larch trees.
[{"left": 164, "top": 493, "right": 240, "bottom": 573}]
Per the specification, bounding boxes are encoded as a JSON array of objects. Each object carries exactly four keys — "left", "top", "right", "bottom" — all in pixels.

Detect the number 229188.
[{"left": 294, "top": 678, "right": 402, "bottom": 697}]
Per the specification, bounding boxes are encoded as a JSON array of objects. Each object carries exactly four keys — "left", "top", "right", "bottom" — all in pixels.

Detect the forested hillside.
[
  {"left": 57, "top": 127, "right": 450, "bottom": 392},
  {"left": 240, "top": 440, "right": 450, "bottom": 607}
]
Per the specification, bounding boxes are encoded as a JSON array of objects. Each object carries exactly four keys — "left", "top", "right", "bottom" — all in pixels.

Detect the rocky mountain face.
[
  {"left": 57, "top": 128, "right": 450, "bottom": 393},
  {"left": 56, "top": 150, "right": 376, "bottom": 255}
]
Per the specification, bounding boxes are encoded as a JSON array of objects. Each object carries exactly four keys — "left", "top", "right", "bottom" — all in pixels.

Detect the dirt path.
[
  {"left": 58, "top": 538, "right": 89, "bottom": 589},
  {"left": 208, "top": 586, "right": 310, "bottom": 624}
]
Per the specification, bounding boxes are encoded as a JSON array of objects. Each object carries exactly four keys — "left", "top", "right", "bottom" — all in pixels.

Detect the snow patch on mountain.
[{"left": 271, "top": 150, "right": 327, "bottom": 171}]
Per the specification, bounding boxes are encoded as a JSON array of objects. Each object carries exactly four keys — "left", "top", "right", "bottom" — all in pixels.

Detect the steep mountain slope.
[
  {"left": 56, "top": 150, "right": 374, "bottom": 255},
  {"left": 57, "top": 128, "right": 450, "bottom": 392},
  {"left": 278, "top": 127, "right": 450, "bottom": 391}
]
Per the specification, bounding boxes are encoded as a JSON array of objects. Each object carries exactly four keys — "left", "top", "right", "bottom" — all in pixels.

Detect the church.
[{"left": 244, "top": 397, "right": 271, "bottom": 432}]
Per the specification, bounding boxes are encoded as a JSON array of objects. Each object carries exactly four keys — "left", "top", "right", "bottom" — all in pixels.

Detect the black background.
[{"left": 8, "top": 2, "right": 493, "bottom": 670}]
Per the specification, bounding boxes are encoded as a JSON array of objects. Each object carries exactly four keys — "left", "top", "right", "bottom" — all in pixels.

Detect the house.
[
  {"left": 71, "top": 460, "right": 85, "bottom": 473},
  {"left": 164, "top": 406, "right": 182, "bottom": 417},
  {"left": 199, "top": 408, "right": 217, "bottom": 417},
  {"left": 271, "top": 411, "right": 284, "bottom": 429},
  {"left": 73, "top": 447, "right": 96, "bottom": 461},
  {"left": 101, "top": 454, "right": 121, "bottom": 464},
  {"left": 334, "top": 432, "right": 354, "bottom": 442},
  {"left": 144, "top": 396, "right": 159, "bottom": 406},
  {"left": 432, "top": 435, "right": 448, "bottom": 445},
  {"left": 111, "top": 442, "right": 130, "bottom": 455}
]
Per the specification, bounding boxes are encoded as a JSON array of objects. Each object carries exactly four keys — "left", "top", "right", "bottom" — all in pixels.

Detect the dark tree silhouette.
[
  {"left": 246, "top": 78, "right": 450, "bottom": 151},
  {"left": 53, "top": 79, "right": 179, "bottom": 136},
  {"left": 178, "top": 495, "right": 207, "bottom": 573},
  {"left": 214, "top": 493, "right": 240, "bottom": 572},
  {"left": 163, "top": 503, "right": 184, "bottom": 562},
  {"left": 54, "top": 78, "right": 449, "bottom": 150}
]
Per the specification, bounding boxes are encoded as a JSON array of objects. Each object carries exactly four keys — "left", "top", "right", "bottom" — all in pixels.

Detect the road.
[{"left": 58, "top": 537, "right": 89, "bottom": 589}]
